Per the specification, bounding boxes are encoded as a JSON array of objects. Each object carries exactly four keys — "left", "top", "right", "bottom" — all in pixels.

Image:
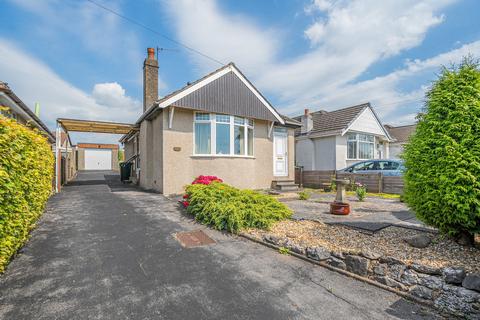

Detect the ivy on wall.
[{"left": 0, "top": 114, "right": 54, "bottom": 272}]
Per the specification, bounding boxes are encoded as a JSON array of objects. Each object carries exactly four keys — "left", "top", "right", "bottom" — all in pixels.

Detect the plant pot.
[{"left": 330, "top": 202, "right": 350, "bottom": 215}]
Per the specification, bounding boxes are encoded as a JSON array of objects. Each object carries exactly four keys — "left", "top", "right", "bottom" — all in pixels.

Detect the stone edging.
[{"left": 238, "top": 232, "right": 479, "bottom": 318}]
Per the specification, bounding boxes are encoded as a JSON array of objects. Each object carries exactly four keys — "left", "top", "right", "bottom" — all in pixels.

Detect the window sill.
[{"left": 191, "top": 154, "right": 255, "bottom": 159}]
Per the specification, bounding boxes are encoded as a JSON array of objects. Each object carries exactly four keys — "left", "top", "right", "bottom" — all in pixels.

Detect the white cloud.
[
  {"left": 0, "top": 38, "right": 141, "bottom": 144},
  {"left": 164, "top": 0, "right": 463, "bottom": 125},
  {"left": 164, "top": 0, "right": 280, "bottom": 75}
]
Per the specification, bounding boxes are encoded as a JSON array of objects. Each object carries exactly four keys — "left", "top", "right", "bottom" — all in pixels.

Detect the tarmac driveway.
[{"left": 0, "top": 171, "right": 440, "bottom": 319}]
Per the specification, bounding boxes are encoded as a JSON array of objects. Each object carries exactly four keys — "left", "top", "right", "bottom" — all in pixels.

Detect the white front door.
[
  {"left": 273, "top": 131, "right": 288, "bottom": 176},
  {"left": 84, "top": 149, "right": 112, "bottom": 170}
]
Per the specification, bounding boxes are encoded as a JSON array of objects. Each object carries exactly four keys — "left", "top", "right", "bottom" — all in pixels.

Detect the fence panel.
[
  {"left": 301, "top": 170, "right": 336, "bottom": 188},
  {"left": 296, "top": 170, "right": 404, "bottom": 194},
  {"left": 383, "top": 176, "right": 404, "bottom": 194},
  {"left": 336, "top": 172, "right": 382, "bottom": 193}
]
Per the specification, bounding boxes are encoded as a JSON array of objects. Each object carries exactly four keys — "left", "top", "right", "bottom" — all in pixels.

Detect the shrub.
[
  {"left": 403, "top": 58, "right": 480, "bottom": 240},
  {"left": 298, "top": 190, "right": 310, "bottom": 200},
  {"left": 0, "top": 115, "right": 54, "bottom": 272},
  {"left": 355, "top": 183, "right": 367, "bottom": 202},
  {"left": 184, "top": 182, "right": 292, "bottom": 232},
  {"left": 192, "top": 175, "right": 223, "bottom": 185}
]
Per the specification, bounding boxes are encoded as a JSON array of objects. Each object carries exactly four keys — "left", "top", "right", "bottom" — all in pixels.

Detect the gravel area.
[{"left": 246, "top": 220, "right": 480, "bottom": 273}]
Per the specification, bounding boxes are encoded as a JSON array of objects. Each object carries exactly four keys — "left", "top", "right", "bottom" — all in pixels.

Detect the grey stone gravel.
[
  {"left": 306, "top": 246, "right": 330, "bottom": 261},
  {"left": 443, "top": 267, "right": 466, "bottom": 285},
  {"left": 410, "top": 285, "right": 433, "bottom": 300},
  {"left": 345, "top": 255, "right": 369, "bottom": 276},
  {"left": 327, "top": 257, "right": 346, "bottom": 270},
  {"left": 462, "top": 274, "right": 480, "bottom": 292},
  {"left": 404, "top": 234, "right": 432, "bottom": 248}
]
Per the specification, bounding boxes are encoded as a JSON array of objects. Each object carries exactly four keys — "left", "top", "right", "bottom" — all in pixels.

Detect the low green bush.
[
  {"left": 0, "top": 115, "right": 54, "bottom": 272},
  {"left": 298, "top": 190, "right": 310, "bottom": 200},
  {"left": 184, "top": 182, "right": 292, "bottom": 232}
]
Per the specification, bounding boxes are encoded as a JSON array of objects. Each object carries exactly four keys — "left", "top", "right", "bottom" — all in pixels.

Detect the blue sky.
[{"left": 1, "top": 0, "right": 479, "bottom": 144}]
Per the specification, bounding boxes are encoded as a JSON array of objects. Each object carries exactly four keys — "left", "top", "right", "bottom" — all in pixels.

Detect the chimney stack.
[
  {"left": 301, "top": 108, "right": 313, "bottom": 134},
  {"left": 143, "top": 47, "right": 159, "bottom": 112}
]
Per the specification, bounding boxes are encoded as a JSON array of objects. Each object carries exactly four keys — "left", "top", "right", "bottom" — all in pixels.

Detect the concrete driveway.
[{"left": 0, "top": 171, "right": 440, "bottom": 319}]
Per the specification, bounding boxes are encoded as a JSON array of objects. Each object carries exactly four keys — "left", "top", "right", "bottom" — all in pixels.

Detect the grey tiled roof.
[
  {"left": 385, "top": 124, "right": 416, "bottom": 143},
  {"left": 294, "top": 103, "right": 369, "bottom": 135}
]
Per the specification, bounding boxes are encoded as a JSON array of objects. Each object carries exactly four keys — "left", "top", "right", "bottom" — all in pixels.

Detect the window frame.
[
  {"left": 193, "top": 112, "right": 254, "bottom": 158},
  {"left": 346, "top": 133, "right": 375, "bottom": 160}
]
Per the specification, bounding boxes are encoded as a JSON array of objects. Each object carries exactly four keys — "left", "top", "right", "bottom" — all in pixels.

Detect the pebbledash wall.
[
  {"left": 76, "top": 143, "right": 119, "bottom": 171},
  {"left": 137, "top": 108, "right": 295, "bottom": 195}
]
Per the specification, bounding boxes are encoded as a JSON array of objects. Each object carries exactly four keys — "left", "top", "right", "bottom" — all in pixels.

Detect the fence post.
[{"left": 378, "top": 172, "right": 384, "bottom": 193}]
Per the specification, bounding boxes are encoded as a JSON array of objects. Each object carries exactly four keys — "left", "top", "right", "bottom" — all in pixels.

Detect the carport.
[{"left": 55, "top": 118, "right": 136, "bottom": 192}]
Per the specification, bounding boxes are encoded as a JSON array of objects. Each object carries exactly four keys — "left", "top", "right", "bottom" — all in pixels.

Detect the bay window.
[
  {"left": 194, "top": 112, "right": 254, "bottom": 156},
  {"left": 347, "top": 133, "right": 374, "bottom": 159}
]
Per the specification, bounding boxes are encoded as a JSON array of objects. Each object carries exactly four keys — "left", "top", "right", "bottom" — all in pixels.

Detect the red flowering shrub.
[
  {"left": 182, "top": 175, "right": 223, "bottom": 207},
  {"left": 192, "top": 175, "right": 223, "bottom": 185}
]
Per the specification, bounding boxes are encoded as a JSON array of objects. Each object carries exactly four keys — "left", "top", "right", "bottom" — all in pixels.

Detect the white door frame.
[{"left": 273, "top": 129, "right": 288, "bottom": 177}]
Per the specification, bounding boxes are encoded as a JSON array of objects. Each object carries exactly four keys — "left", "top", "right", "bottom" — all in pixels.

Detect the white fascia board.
[
  {"left": 342, "top": 106, "right": 392, "bottom": 140},
  {"left": 157, "top": 65, "right": 285, "bottom": 124}
]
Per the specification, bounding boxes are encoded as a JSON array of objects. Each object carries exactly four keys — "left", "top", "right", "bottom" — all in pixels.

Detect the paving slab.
[
  {"left": 0, "top": 171, "right": 441, "bottom": 319},
  {"left": 286, "top": 194, "right": 433, "bottom": 233}
]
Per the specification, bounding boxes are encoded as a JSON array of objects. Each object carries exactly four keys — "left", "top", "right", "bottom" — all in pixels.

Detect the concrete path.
[{"left": 0, "top": 171, "right": 440, "bottom": 319}]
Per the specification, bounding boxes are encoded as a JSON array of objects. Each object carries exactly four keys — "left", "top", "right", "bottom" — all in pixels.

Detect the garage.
[
  {"left": 76, "top": 143, "right": 119, "bottom": 171},
  {"left": 84, "top": 149, "right": 112, "bottom": 170}
]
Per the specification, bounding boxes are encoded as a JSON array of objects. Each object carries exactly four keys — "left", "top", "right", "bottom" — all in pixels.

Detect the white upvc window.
[
  {"left": 347, "top": 133, "right": 374, "bottom": 160},
  {"left": 194, "top": 112, "right": 254, "bottom": 157}
]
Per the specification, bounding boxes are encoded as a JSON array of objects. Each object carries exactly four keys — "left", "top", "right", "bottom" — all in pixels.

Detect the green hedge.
[
  {"left": 185, "top": 182, "right": 292, "bottom": 232},
  {"left": 0, "top": 115, "right": 54, "bottom": 272},
  {"left": 403, "top": 59, "right": 480, "bottom": 238}
]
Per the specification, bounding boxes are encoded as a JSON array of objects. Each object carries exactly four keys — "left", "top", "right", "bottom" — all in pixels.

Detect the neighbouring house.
[
  {"left": 76, "top": 143, "right": 119, "bottom": 171},
  {"left": 0, "top": 81, "right": 55, "bottom": 144},
  {"left": 294, "top": 104, "right": 393, "bottom": 171},
  {"left": 384, "top": 124, "right": 417, "bottom": 159},
  {"left": 121, "top": 48, "right": 301, "bottom": 195}
]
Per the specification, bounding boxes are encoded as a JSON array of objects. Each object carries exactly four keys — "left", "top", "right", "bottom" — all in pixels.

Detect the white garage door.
[{"left": 84, "top": 149, "right": 112, "bottom": 170}]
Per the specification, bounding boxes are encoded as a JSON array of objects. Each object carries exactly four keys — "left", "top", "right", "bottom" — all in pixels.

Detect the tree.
[{"left": 403, "top": 58, "right": 480, "bottom": 243}]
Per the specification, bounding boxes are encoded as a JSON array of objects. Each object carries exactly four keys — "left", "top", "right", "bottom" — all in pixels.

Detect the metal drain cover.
[{"left": 175, "top": 230, "right": 216, "bottom": 248}]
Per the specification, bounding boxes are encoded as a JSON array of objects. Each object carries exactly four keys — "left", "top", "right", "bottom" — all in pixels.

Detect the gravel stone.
[
  {"left": 361, "top": 250, "right": 381, "bottom": 260},
  {"left": 331, "top": 251, "right": 344, "bottom": 259},
  {"left": 375, "top": 276, "right": 406, "bottom": 290},
  {"left": 263, "top": 234, "right": 282, "bottom": 245},
  {"left": 373, "top": 264, "right": 388, "bottom": 276},
  {"left": 379, "top": 256, "right": 404, "bottom": 265},
  {"left": 389, "top": 263, "right": 407, "bottom": 281},
  {"left": 401, "top": 269, "right": 420, "bottom": 286},
  {"left": 306, "top": 246, "right": 330, "bottom": 261},
  {"left": 420, "top": 276, "right": 443, "bottom": 290},
  {"left": 410, "top": 263, "right": 442, "bottom": 275},
  {"left": 404, "top": 234, "right": 432, "bottom": 248},
  {"left": 435, "top": 284, "right": 480, "bottom": 316},
  {"left": 327, "top": 257, "right": 346, "bottom": 270},
  {"left": 462, "top": 274, "right": 480, "bottom": 292},
  {"left": 443, "top": 267, "right": 466, "bottom": 285},
  {"left": 345, "top": 255, "right": 369, "bottom": 276},
  {"left": 410, "top": 285, "right": 433, "bottom": 300}
]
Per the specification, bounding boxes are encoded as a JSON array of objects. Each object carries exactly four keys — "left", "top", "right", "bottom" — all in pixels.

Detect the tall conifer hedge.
[
  {"left": 403, "top": 59, "right": 480, "bottom": 240},
  {"left": 0, "top": 114, "right": 54, "bottom": 272}
]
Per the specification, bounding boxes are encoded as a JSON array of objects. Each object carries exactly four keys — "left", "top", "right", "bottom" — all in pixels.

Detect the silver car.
[{"left": 339, "top": 159, "right": 404, "bottom": 176}]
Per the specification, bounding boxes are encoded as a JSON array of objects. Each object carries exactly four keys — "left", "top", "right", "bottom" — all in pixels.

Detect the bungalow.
[
  {"left": 384, "top": 124, "right": 417, "bottom": 159},
  {"left": 294, "top": 104, "right": 393, "bottom": 171},
  {"left": 0, "top": 81, "right": 55, "bottom": 144},
  {"left": 121, "top": 48, "right": 300, "bottom": 195}
]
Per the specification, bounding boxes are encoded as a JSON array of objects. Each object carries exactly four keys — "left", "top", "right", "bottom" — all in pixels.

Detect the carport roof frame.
[{"left": 57, "top": 118, "right": 136, "bottom": 134}]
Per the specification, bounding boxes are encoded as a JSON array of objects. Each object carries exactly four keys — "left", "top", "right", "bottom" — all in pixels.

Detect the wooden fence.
[{"left": 295, "top": 168, "right": 404, "bottom": 194}]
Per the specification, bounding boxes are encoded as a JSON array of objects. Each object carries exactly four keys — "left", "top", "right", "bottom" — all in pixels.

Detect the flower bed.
[
  {"left": 182, "top": 176, "right": 292, "bottom": 232},
  {"left": 246, "top": 220, "right": 480, "bottom": 317}
]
